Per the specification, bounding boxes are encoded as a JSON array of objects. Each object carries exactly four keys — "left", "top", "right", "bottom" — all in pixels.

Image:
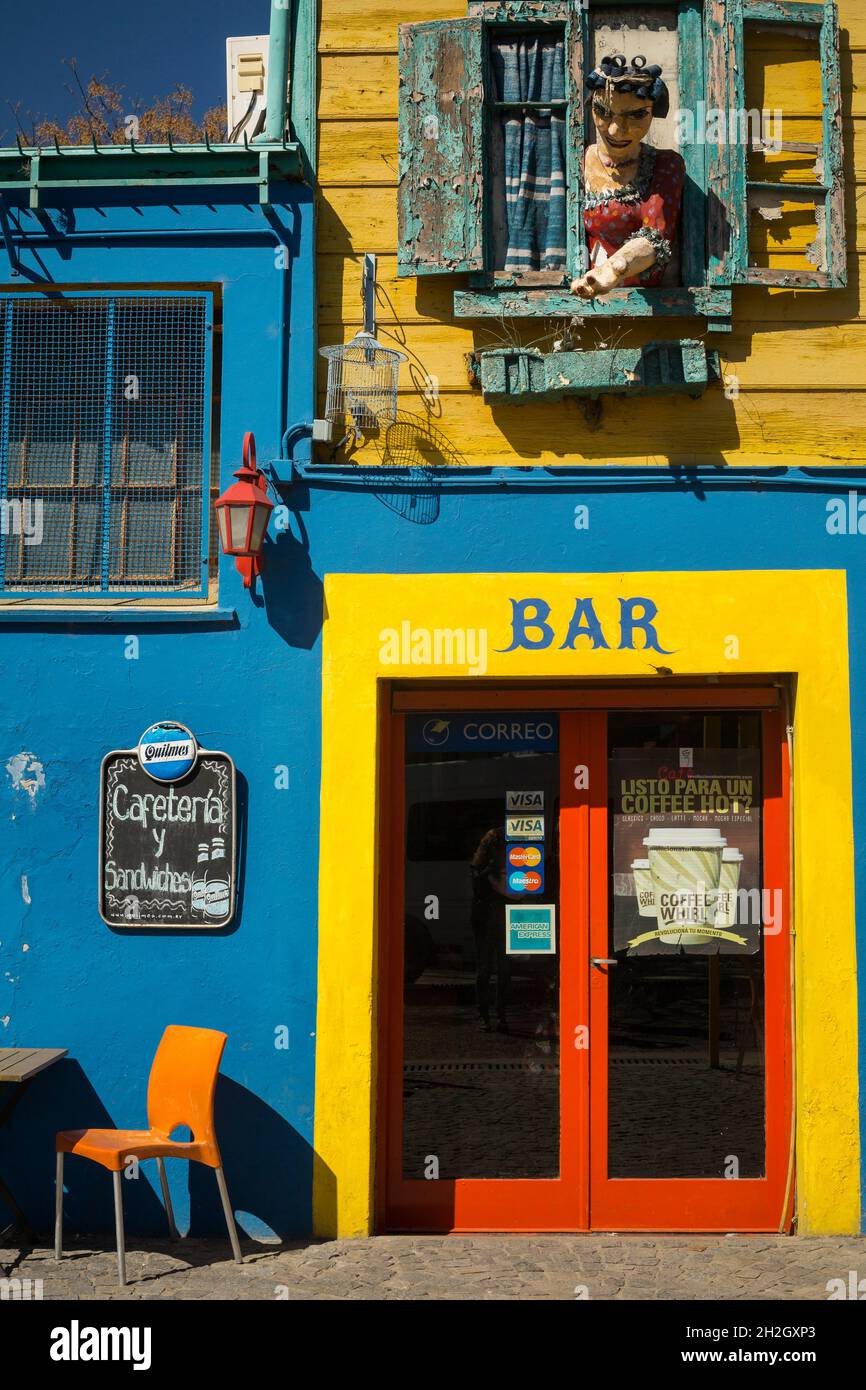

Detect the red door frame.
[{"left": 378, "top": 687, "right": 792, "bottom": 1234}]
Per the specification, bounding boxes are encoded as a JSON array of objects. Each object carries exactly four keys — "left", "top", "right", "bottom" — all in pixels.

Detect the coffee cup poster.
[{"left": 611, "top": 750, "right": 761, "bottom": 956}]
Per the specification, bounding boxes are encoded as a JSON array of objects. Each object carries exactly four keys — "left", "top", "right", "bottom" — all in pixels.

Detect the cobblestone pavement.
[{"left": 2, "top": 1235, "right": 865, "bottom": 1300}]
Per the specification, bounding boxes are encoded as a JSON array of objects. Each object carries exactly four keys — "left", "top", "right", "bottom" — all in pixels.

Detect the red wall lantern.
[{"left": 215, "top": 432, "right": 274, "bottom": 589}]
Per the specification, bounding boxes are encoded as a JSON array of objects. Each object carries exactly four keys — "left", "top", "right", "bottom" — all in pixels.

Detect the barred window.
[{"left": 0, "top": 291, "right": 214, "bottom": 599}]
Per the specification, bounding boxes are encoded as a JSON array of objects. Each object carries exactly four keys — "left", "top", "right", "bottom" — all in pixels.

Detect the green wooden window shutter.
[
  {"left": 398, "top": 18, "right": 485, "bottom": 277},
  {"left": 705, "top": 0, "right": 846, "bottom": 289}
]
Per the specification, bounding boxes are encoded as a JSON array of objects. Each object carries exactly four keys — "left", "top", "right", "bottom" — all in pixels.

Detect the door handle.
[{"left": 590, "top": 957, "right": 618, "bottom": 968}]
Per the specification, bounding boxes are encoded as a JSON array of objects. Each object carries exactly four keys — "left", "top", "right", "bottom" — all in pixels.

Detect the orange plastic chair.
[{"left": 55, "top": 1025, "right": 242, "bottom": 1285}]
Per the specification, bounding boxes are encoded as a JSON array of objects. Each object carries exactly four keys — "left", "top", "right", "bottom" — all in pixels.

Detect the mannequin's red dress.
[{"left": 583, "top": 145, "right": 685, "bottom": 287}]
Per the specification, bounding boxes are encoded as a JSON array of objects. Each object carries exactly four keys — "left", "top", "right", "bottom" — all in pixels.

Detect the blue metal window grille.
[{"left": 0, "top": 290, "right": 213, "bottom": 599}]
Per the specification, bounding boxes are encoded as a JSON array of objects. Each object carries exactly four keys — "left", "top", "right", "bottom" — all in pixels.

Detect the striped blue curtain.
[{"left": 492, "top": 35, "right": 567, "bottom": 273}]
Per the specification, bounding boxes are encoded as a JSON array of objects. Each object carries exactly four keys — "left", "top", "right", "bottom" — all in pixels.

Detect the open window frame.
[
  {"left": 707, "top": 0, "right": 846, "bottom": 291},
  {"left": 397, "top": 0, "right": 845, "bottom": 332},
  {"left": 460, "top": 0, "right": 721, "bottom": 325}
]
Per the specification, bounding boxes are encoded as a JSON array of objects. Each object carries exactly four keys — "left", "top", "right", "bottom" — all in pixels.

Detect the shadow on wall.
[
  {"left": 256, "top": 510, "right": 325, "bottom": 648},
  {"left": 317, "top": 197, "right": 471, "bottom": 490},
  {"left": 408, "top": 276, "right": 744, "bottom": 466},
  {"left": 370, "top": 410, "right": 466, "bottom": 523},
  {"left": 0, "top": 1058, "right": 314, "bottom": 1240}
]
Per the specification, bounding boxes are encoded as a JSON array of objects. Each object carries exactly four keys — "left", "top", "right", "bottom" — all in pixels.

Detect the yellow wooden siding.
[
  {"left": 317, "top": 0, "right": 866, "bottom": 467},
  {"left": 318, "top": 2, "right": 866, "bottom": 51},
  {"left": 318, "top": 117, "right": 866, "bottom": 186}
]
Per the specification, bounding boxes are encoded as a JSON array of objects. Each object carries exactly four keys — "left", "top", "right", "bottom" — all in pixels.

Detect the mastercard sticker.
[{"left": 508, "top": 844, "right": 543, "bottom": 870}]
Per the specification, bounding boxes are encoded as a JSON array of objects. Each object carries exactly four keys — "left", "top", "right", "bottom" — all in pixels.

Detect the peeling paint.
[
  {"left": 751, "top": 189, "right": 786, "bottom": 223},
  {"left": 455, "top": 286, "right": 733, "bottom": 322},
  {"left": 20, "top": 874, "right": 30, "bottom": 905},
  {"left": 5, "top": 752, "right": 45, "bottom": 803},
  {"left": 811, "top": 202, "right": 829, "bottom": 274},
  {"left": 468, "top": 2, "right": 569, "bottom": 20},
  {"left": 705, "top": 0, "right": 843, "bottom": 290},
  {"left": 398, "top": 21, "right": 485, "bottom": 275},
  {"left": 476, "top": 340, "right": 717, "bottom": 403}
]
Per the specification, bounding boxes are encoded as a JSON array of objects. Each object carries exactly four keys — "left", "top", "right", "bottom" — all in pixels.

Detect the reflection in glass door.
[
  {"left": 382, "top": 706, "right": 587, "bottom": 1232},
  {"left": 402, "top": 715, "right": 560, "bottom": 1180}
]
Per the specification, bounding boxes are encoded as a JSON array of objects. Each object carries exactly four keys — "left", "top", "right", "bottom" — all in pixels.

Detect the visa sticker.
[
  {"left": 506, "top": 790, "right": 544, "bottom": 811},
  {"left": 506, "top": 816, "right": 544, "bottom": 841}
]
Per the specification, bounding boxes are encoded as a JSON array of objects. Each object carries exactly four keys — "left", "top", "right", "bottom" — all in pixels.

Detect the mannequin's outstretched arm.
[{"left": 570, "top": 234, "right": 657, "bottom": 300}]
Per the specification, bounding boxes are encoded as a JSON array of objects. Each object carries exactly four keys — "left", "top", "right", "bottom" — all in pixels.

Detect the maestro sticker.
[
  {"left": 508, "top": 869, "right": 543, "bottom": 894},
  {"left": 137, "top": 722, "right": 198, "bottom": 783}
]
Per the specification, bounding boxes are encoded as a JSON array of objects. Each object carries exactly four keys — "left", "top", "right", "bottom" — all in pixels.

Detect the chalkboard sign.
[{"left": 99, "top": 748, "right": 236, "bottom": 928}]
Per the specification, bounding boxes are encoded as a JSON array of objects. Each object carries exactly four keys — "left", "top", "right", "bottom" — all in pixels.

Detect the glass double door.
[{"left": 380, "top": 691, "right": 792, "bottom": 1233}]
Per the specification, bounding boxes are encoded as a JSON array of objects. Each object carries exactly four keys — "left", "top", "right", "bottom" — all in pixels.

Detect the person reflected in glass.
[{"left": 470, "top": 826, "right": 512, "bottom": 1033}]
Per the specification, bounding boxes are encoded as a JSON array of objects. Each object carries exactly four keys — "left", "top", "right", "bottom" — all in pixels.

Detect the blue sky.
[{"left": 0, "top": 0, "right": 271, "bottom": 144}]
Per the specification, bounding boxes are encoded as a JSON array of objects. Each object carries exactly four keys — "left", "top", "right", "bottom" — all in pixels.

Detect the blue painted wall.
[
  {"left": 0, "top": 186, "right": 320, "bottom": 1240},
  {"left": 0, "top": 192, "right": 863, "bottom": 1237}
]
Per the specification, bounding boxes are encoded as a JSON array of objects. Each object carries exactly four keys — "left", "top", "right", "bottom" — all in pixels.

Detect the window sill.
[
  {"left": 454, "top": 285, "right": 733, "bottom": 330},
  {"left": 0, "top": 606, "right": 239, "bottom": 628},
  {"left": 472, "top": 341, "right": 720, "bottom": 404}
]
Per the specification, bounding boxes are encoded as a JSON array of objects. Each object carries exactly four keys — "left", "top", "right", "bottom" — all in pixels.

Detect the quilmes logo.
[
  {"left": 137, "top": 722, "right": 198, "bottom": 783},
  {"left": 422, "top": 718, "right": 451, "bottom": 747}
]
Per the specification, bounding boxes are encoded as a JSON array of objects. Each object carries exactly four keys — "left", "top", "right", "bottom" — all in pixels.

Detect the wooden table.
[{"left": 0, "top": 1048, "right": 67, "bottom": 1240}]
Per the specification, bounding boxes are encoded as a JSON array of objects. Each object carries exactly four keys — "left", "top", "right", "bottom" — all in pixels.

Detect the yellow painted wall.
[
  {"left": 312, "top": 570, "right": 861, "bottom": 1237},
  {"left": 316, "top": 1, "right": 866, "bottom": 467}
]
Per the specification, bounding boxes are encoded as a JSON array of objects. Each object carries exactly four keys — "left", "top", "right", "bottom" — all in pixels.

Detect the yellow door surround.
[{"left": 313, "top": 570, "right": 860, "bottom": 1237}]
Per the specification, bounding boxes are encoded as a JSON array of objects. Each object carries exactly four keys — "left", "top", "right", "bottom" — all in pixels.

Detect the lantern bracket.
[{"left": 363, "top": 252, "right": 377, "bottom": 337}]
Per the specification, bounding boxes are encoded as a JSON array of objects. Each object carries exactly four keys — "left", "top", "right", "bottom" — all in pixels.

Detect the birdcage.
[{"left": 319, "top": 331, "right": 407, "bottom": 438}]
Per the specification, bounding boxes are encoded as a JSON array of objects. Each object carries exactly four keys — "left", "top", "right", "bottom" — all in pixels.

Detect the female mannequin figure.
[{"left": 571, "top": 55, "right": 685, "bottom": 301}]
